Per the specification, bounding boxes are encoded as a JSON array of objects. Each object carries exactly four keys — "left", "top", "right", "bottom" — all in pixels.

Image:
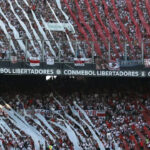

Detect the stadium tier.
[
  {"left": 0, "top": 0, "right": 149, "bottom": 67},
  {"left": 0, "top": 77, "right": 150, "bottom": 149}
]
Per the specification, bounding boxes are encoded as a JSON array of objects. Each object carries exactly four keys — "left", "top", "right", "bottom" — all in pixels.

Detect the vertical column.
[
  {"left": 92, "top": 41, "right": 94, "bottom": 64},
  {"left": 124, "top": 41, "right": 127, "bottom": 61},
  {"left": 141, "top": 40, "right": 144, "bottom": 64},
  {"left": 9, "top": 38, "right": 11, "bottom": 61},
  {"left": 42, "top": 40, "right": 45, "bottom": 62},
  {"left": 25, "top": 39, "right": 28, "bottom": 62},
  {"left": 58, "top": 40, "right": 61, "bottom": 63},
  {"left": 108, "top": 41, "right": 111, "bottom": 61},
  {"left": 76, "top": 39, "right": 78, "bottom": 57}
]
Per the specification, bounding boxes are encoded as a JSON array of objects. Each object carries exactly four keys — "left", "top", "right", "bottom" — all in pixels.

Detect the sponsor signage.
[{"left": 0, "top": 68, "right": 149, "bottom": 77}]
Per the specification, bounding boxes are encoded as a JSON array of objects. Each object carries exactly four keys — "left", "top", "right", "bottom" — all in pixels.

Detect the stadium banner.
[
  {"left": 76, "top": 110, "right": 105, "bottom": 117},
  {"left": 144, "top": 59, "right": 150, "bottom": 68},
  {"left": 0, "top": 68, "right": 150, "bottom": 77},
  {"left": 29, "top": 57, "right": 40, "bottom": 66},
  {"left": 26, "top": 109, "right": 106, "bottom": 117},
  {"left": 46, "top": 57, "right": 54, "bottom": 65},
  {"left": 45, "top": 23, "right": 74, "bottom": 32}
]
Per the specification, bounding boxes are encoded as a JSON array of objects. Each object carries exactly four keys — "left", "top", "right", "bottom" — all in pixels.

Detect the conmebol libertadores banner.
[{"left": 0, "top": 68, "right": 150, "bottom": 77}]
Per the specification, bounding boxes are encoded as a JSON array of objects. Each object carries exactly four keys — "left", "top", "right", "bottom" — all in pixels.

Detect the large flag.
[
  {"left": 108, "top": 60, "right": 120, "bottom": 70},
  {"left": 29, "top": 57, "right": 40, "bottom": 66}
]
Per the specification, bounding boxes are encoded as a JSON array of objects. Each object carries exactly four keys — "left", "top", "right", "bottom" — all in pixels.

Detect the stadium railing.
[{"left": 0, "top": 39, "right": 149, "bottom": 64}]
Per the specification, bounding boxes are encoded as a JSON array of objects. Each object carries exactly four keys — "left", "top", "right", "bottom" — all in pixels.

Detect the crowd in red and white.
[
  {"left": 0, "top": 82, "right": 150, "bottom": 149},
  {"left": 0, "top": 0, "right": 149, "bottom": 68}
]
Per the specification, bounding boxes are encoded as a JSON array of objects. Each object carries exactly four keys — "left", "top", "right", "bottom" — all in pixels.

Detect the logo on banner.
[
  {"left": 56, "top": 69, "right": 61, "bottom": 75},
  {"left": 108, "top": 60, "right": 120, "bottom": 70}
]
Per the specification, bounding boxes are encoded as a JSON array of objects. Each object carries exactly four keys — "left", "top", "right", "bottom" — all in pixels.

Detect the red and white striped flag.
[
  {"left": 29, "top": 57, "right": 40, "bottom": 66},
  {"left": 74, "top": 58, "right": 91, "bottom": 66}
]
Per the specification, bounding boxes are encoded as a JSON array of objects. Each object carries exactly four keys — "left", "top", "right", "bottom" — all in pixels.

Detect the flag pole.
[
  {"left": 108, "top": 41, "right": 111, "bottom": 61},
  {"left": 25, "top": 39, "right": 28, "bottom": 62},
  {"left": 9, "top": 38, "right": 11, "bottom": 61},
  {"left": 42, "top": 40, "right": 45, "bottom": 62},
  {"left": 141, "top": 39, "right": 144, "bottom": 64}
]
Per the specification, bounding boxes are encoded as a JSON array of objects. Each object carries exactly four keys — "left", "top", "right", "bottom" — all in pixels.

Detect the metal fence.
[{"left": 0, "top": 39, "right": 149, "bottom": 64}]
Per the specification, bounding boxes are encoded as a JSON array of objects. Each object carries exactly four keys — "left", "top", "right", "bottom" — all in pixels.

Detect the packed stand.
[
  {"left": 0, "top": 0, "right": 150, "bottom": 67},
  {"left": 0, "top": 77, "right": 150, "bottom": 149}
]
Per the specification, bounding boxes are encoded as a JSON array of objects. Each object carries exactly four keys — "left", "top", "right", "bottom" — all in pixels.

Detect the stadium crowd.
[
  {"left": 0, "top": 77, "right": 150, "bottom": 149},
  {"left": 0, "top": 0, "right": 149, "bottom": 67}
]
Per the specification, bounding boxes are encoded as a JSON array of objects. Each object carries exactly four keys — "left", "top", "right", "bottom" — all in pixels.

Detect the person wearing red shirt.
[{"left": 139, "top": 140, "right": 144, "bottom": 150}]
